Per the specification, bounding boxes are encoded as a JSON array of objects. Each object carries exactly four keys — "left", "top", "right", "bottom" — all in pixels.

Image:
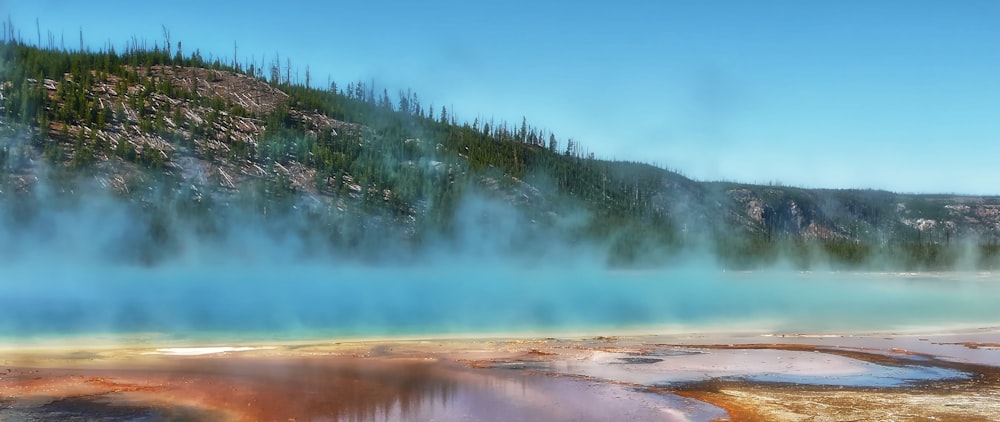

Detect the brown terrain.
[
  {"left": 25, "top": 65, "right": 361, "bottom": 195},
  {"left": 3, "top": 332, "right": 1000, "bottom": 421}
]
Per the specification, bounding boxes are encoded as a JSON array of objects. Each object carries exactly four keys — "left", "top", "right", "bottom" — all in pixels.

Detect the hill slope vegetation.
[{"left": 2, "top": 39, "right": 999, "bottom": 269}]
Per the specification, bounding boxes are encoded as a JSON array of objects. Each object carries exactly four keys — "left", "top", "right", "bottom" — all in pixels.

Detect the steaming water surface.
[{"left": 3, "top": 264, "right": 998, "bottom": 342}]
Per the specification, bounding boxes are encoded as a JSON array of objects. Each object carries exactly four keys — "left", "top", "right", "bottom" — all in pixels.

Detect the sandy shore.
[{"left": 2, "top": 329, "right": 1000, "bottom": 421}]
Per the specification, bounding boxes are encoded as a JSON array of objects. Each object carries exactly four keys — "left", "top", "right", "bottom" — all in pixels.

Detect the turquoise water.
[
  {"left": 738, "top": 364, "right": 968, "bottom": 387},
  {"left": 3, "top": 263, "right": 999, "bottom": 341}
]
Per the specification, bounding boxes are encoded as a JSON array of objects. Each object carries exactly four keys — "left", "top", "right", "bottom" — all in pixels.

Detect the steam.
[
  {"left": 2, "top": 127, "right": 1000, "bottom": 343},
  {"left": 2, "top": 189, "right": 999, "bottom": 342}
]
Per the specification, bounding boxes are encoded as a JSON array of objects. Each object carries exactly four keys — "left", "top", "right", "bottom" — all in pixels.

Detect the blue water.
[
  {"left": 2, "top": 263, "right": 999, "bottom": 342},
  {"left": 739, "top": 364, "right": 968, "bottom": 387}
]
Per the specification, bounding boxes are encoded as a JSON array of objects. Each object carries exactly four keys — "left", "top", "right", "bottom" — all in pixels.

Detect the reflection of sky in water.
[
  {"left": 738, "top": 364, "right": 968, "bottom": 387},
  {"left": 2, "top": 264, "right": 999, "bottom": 340},
  {"left": 547, "top": 348, "right": 973, "bottom": 389},
  {"left": 363, "top": 369, "right": 726, "bottom": 422}
]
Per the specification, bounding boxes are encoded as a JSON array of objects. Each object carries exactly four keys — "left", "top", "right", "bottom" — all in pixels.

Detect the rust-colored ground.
[
  {"left": 1, "top": 357, "right": 460, "bottom": 421},
  {"left": 3, "top": 336, "right": 1000, "bottom": 421}
]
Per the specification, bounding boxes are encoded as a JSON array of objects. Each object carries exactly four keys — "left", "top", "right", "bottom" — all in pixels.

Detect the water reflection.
[{"left": 0, "top": 356, "right": 723, "bottom": 421}]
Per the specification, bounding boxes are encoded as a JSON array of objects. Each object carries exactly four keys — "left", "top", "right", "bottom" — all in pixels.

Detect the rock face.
[
  {"left": 715, "top": 185, "right": 1000, "bottom": 244},
  {"left": 23, "top": 65, "right": 362, "bottom": 196}
]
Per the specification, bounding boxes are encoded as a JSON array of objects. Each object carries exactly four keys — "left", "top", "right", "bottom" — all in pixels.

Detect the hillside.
[{"left": 2, "top": 40, "right": 999, "bottom": 270}]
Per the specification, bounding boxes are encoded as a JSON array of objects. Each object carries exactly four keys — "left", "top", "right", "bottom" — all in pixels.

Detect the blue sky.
[{"left": 5, "top": 1, "right": 1000, "bottom": 194}]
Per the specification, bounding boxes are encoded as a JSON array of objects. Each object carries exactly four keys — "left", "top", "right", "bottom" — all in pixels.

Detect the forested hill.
[{"left": 2, "top": 39, "right": 999, "bottom": 270}]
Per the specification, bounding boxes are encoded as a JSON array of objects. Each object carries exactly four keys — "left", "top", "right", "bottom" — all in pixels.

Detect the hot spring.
[{"left": 2, "top": 262, "right": 998, "bottom": 344}]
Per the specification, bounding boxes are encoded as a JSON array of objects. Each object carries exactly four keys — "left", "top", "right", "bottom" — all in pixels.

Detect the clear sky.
[{"left": 4, "top": 1, "right": 999, "bottom": 194}]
